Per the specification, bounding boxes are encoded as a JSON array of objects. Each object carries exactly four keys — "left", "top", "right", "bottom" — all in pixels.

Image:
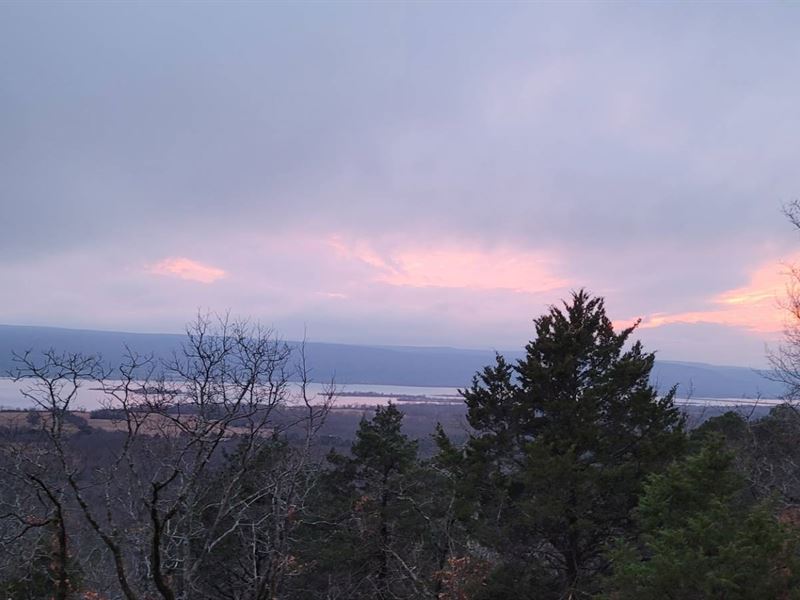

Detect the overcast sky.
[{"left": 2, "top": 1, "right": 799, "bottom": 366}]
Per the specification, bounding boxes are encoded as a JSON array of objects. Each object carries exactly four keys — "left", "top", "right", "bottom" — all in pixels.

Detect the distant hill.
[{"left": 0, "top": 324, "right": 786, "bottom": 399}]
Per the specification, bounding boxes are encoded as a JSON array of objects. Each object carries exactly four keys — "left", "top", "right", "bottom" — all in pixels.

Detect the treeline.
[{"left": 2, "top": 293, "right": 800, "bottom": 599}]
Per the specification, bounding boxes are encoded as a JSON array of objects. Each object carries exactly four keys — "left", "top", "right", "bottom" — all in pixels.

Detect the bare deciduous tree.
[
  {"left": 769, "top": 201, "right": 800, "bottom": 399},
  {"left": 2, "top": 313, "right": 333, "bottom": 600}
]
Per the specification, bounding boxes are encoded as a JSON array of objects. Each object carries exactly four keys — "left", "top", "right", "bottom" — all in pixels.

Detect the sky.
[{"left": 1, "top": 1, "right": 800, "bottom": 367}]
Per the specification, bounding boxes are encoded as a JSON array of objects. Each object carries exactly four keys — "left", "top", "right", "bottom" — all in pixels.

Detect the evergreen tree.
[
  {"left": 607, "top": 437, "right": 800, "bottom": 599},
  {"left": 451, "top": 290, "right": 685, "bottom": 598},
  {"left": 295, "top": 404, "right": 437, "bottom": 599}
]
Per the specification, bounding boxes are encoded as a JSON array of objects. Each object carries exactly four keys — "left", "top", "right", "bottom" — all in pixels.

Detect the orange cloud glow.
[
  {"left": 148, "top": 257, "right": 226, "bottom": 284},
  {"left": 328, "top": 236, "right": 569, "bottom": 295},
  {"left": 629, "top": 254, "right": 800, "bottom": 334}
]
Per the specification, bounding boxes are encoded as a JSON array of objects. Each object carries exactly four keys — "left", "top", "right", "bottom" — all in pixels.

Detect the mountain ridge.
[{"left": 0, "top": 324, "right": 785, "bottom": 399}]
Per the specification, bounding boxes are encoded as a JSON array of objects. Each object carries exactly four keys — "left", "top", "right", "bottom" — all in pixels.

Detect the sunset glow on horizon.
[
  {"left": 328, "top": 236, "right": 570, "bottom": 295},
  {"left": 627, "top": 252, "right": 797, "bottom": 335}
]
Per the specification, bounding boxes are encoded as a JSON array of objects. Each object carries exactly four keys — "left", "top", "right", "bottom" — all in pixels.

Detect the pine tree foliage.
[
  {"left": 607, "top": 436, "right": 800, "bottom": 599},
  {"left": 296, "top": 404, "right": 449, "bottom": 599},
  {"left": 452, "top": 290, "right": 685, "bottom": 598}
]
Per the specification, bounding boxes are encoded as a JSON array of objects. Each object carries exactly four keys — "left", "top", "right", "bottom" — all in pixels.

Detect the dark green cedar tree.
[
  {"left": 446, "top": 290, "right": 685, "bottom": 598},
  {"left": 606, "top": 436, "right": 800, "bottom": 599},
  {"left": 296, "top": 404, "right": 429, "bottom": 599}
]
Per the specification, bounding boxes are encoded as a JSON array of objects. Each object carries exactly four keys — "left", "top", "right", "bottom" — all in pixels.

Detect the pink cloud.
[
  {"left": 622, "top": 253, "right": 800, "bottom": 334},
  {"left": 328, "top": 236, "right": 569, "bottom": 295},
  {"left": 147, "top": 257, "right": 226, "bottom": 284}
]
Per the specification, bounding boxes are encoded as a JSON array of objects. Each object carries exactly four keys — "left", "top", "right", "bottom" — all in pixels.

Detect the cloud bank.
[{"left": 1, "top": 2, "right": 799, "bottom": 366}]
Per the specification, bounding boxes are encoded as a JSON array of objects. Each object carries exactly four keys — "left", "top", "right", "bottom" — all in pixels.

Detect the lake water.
[
  {"left": 0, "top": 378, "right": 463, "bottom": 411},
  {"left": 0, "top": 378, "right": 784, "bottom": 412}
]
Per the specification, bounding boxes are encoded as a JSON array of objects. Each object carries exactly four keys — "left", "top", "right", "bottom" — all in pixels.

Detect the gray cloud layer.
[{"left": 1, "top": 2, "right": 799, "bottom": 366}]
